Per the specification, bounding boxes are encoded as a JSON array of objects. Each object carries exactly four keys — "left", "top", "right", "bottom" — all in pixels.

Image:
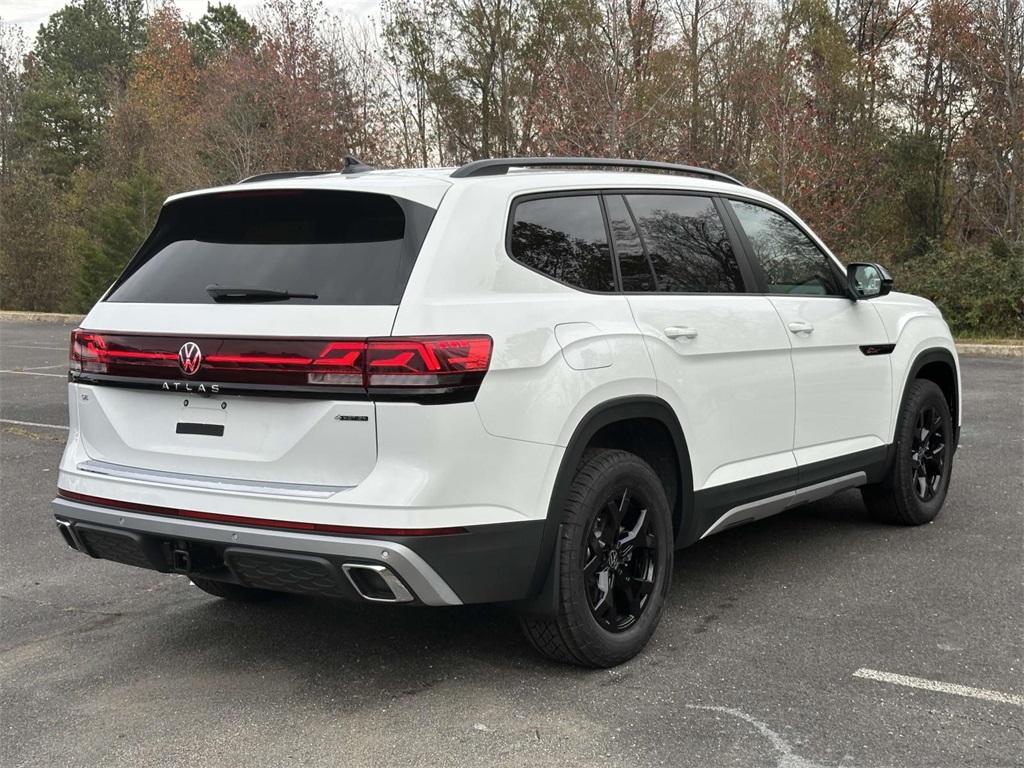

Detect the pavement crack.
[
  {"left": 0, "top": 424, "right": 66, "bottom": 442},
  {"left": 0, "top": 592, "right": 125, "bottom": 617},
  {"left": 0, "top": 612, "right": 125, "bottom": 663}
]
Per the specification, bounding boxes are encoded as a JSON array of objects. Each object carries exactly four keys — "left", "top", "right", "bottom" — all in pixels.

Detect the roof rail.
[
  {"left": 450, "top": 156, "right": 743, "bottom": 186},
  {"left": 238, "top": 156, "right": 375, "bottom": 184}
]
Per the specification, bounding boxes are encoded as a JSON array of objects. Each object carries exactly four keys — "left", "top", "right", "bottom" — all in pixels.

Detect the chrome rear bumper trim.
[
  {"left": 76, "top": 459, "right": 349, "bottom": 499},
  {"left": 52, "top": 497, "right": 462, "bottom": 606}
]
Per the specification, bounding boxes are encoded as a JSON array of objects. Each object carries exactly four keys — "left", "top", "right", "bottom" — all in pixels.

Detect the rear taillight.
[
  {"left": 69, "top": 329, "right": 492, "bottom": 400},
  {"left": 306, "top": 341, "right": 367, "bottom": 386},
  {"left": 70, "top": 330, "right": 178, "bottom": 374},
  {"left": 69, "top": 330, "right": 97, "bottom": 373},
  {"left": 364, "top": 337, "right": 492, "bottom": 388}
]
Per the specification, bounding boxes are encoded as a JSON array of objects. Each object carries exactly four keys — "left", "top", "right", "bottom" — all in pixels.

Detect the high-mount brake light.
[{"left": 68, "top": 330, "right": 492, "bottom": 400}]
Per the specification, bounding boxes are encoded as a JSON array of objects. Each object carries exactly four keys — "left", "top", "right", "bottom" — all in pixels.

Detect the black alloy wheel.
[
  {"left": 583, "top": 487, "right": 658, "bottom": 632},
  {"left": 519, "top": 448, "right": 673, "bottom": 667},
  {"left": 862, "top": 379, "right": 954, "bottom": 525},
  {"left": 910, "top": 404, "right": 946, "bottom": 502}
]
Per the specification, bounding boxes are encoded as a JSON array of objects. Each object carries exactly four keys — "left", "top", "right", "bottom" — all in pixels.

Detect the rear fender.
[{"left": 515, "top": 396, "right": 692, "bottom": 615}]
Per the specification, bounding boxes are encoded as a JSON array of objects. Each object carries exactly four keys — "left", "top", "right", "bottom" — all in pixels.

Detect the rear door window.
[
  {"left": 604, "top": 195, "right": 655, "bottom": 292},
  {"left": 624, "top": 194, "right": 744, "bottom": 293},
  {"left": 106, "top": 190, "right": 436, "bottom": 305},
  {"left": 509, "top": 195, "right": 615, "bottom": 292}
]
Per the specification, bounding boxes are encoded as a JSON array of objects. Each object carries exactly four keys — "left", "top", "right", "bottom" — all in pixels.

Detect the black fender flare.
[
  {"left": 900, "top": 347, "right": 960, "bottom": 449},
  {"left": 517, "top": 395, "right": 693, "bottom": 614}
]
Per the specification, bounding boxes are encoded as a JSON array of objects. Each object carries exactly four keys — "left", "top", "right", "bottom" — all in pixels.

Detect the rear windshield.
[{"left": 106, "top": 189, "right": 436, "bottom": 305}]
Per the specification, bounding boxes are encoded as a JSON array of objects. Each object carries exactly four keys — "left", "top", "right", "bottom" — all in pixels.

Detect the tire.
[
  {"left": 520, "top": 448, "right": 674, "bottom": 667},
  {"left": 862, "top": 379, "right": 954, "bottom": 525},
  {"left": 189, "top": 576, "right": 282, "bottom": 602}
]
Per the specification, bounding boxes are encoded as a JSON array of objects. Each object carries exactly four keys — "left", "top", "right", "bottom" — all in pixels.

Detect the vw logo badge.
[{"left": 178, "top": 342, "right": 202, "bottom": 376}]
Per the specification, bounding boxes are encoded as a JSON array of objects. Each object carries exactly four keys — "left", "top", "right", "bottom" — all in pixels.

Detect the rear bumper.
[{"left": 52, "top": 496, "right": 545, "bottom": 605}]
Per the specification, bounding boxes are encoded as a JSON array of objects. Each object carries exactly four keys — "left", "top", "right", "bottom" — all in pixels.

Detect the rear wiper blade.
[{"left": 206, "top": 285, "right": 319, "bottom": 302}]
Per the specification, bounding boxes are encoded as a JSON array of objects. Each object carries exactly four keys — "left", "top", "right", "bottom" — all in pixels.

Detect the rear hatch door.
[{"left": 72, "top": 182, "right": 444, "bottom": 489}]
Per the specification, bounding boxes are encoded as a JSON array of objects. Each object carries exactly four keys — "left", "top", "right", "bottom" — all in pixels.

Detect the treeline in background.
[{"left": 0, "top": 0, "right": 1021, "bottom": 335}]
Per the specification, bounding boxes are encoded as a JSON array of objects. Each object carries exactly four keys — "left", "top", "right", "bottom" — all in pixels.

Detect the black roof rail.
[
  {"left": 450, "top": 156, "right": 743, "bottom": 186},
  {"left": 238, "top": 156, "right": 374, "bottom": 184}
]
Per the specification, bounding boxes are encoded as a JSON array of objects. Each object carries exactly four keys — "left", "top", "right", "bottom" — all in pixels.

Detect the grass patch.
[{"left": 955, "top": 336, "right": 1023, "bottom": 345}]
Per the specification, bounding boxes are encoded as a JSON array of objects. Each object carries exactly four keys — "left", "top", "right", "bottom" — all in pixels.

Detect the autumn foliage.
[{"left": 0, "top": 0, "right": 1020, "bottom": 334}]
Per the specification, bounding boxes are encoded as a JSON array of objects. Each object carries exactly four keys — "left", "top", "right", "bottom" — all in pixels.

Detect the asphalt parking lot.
[{"left": 1, "top": 318, "right": 1021, "bottom": 768}]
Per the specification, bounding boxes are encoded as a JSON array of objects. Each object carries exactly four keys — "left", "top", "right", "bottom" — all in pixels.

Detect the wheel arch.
[
  {"left": 902, "top": 347, "right": 960, "bottom": 448},
  {"left": 518, "top": 396, "right": 693, "bottom": 614}
]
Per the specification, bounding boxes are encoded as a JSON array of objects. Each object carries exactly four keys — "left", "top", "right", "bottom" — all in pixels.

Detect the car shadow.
[
  {"left": 113, "top": 489, "right": 889, "bottom": 692},
  {"left": 671, "top": 487, "right": 881, "bottom": 588}
]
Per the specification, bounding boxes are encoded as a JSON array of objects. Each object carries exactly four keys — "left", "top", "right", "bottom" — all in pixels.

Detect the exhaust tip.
[
  {"left": 342, "top": 563, "right": 414, "bottom": 603},
  {"left": 55, "top": 520, "right": 80, "bottom": 551}
]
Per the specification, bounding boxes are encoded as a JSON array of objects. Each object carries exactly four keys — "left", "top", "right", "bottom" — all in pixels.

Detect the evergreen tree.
[
  {"left": 14, "top": 0, "right": 146, "bottom": 179},
  {"left": 0, "top": 167, "right": 76, "bottom": 311},
  {"left": 185, "top": 3, "right": 259, "bottom": 65},
  {"left": 75, "top": 163, "right": 163, "bottom": 308}
]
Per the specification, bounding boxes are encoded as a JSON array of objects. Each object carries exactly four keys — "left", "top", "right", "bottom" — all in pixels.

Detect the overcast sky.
[{"left": 1, "top": 0, "right": 381, "bottom": 41}]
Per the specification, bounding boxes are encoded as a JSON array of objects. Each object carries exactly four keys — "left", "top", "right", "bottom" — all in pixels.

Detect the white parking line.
[
  {"left": 0, "top": 369, "right": 66, "bottom": 377},
  {"left": 0, "top": 344, "right": 68, "bottom": 351},
  {"left": 854, "top": 668, "right": 1024, "bottom": 707},
  {"left": 0, "top": 419, "right": 68, "bottom": 431}
]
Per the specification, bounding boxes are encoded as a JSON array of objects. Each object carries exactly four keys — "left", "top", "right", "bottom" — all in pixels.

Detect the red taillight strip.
[
  {"left": 57, "top": 489, "right": 466, "bottom": 537},
  {"left": 69, "top": 331, "right": 493, "bottom": 391},
  {"left": 204, "top": 354, "right": 315, "bottom": 366},
  {"left": 102, "top": 350, "right": 178, "bottom": 361}
]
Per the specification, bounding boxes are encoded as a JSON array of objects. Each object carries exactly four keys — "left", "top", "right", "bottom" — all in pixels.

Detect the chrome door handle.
[
  {"left": 787, "top": 321, "right": 814, "bottom": 335},
  {"left": 664, "top": 326, "right": 698, "bottom": 340}
]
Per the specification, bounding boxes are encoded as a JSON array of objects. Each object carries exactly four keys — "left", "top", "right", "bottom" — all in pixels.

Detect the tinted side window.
[
  {"left": 625, "top": 194, "right": 743, "bottom": 293},
  {"left": 605, "top": 195, "right": 654, "bottom": 292},
  {"left": 510, "top": 196, "right": 614, "bottom": 292},
  {"left": 730, "top": 200, "right": 844, "bottom": 296}
]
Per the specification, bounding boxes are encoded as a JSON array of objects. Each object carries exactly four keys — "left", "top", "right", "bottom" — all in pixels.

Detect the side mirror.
[{"left": 847, "top": 262, "right": 893, "bottom": 300}]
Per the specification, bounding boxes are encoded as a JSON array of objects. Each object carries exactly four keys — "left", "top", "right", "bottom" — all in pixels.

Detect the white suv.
[{"left": 53, "top": 157, "right": 960, "bottom": 667}]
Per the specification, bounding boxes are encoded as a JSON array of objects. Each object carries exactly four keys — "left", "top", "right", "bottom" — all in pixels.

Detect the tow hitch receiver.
[{"left": 171, "top": 547, "right": 192, "bottom": 573}]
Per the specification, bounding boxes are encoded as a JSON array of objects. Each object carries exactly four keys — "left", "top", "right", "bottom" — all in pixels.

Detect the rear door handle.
[
  {"left": 787, "top": 321, "right": 814, "bottom": 335},
  {"left": 664, "top": 326, "right": 698, "bottom": 340}
]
